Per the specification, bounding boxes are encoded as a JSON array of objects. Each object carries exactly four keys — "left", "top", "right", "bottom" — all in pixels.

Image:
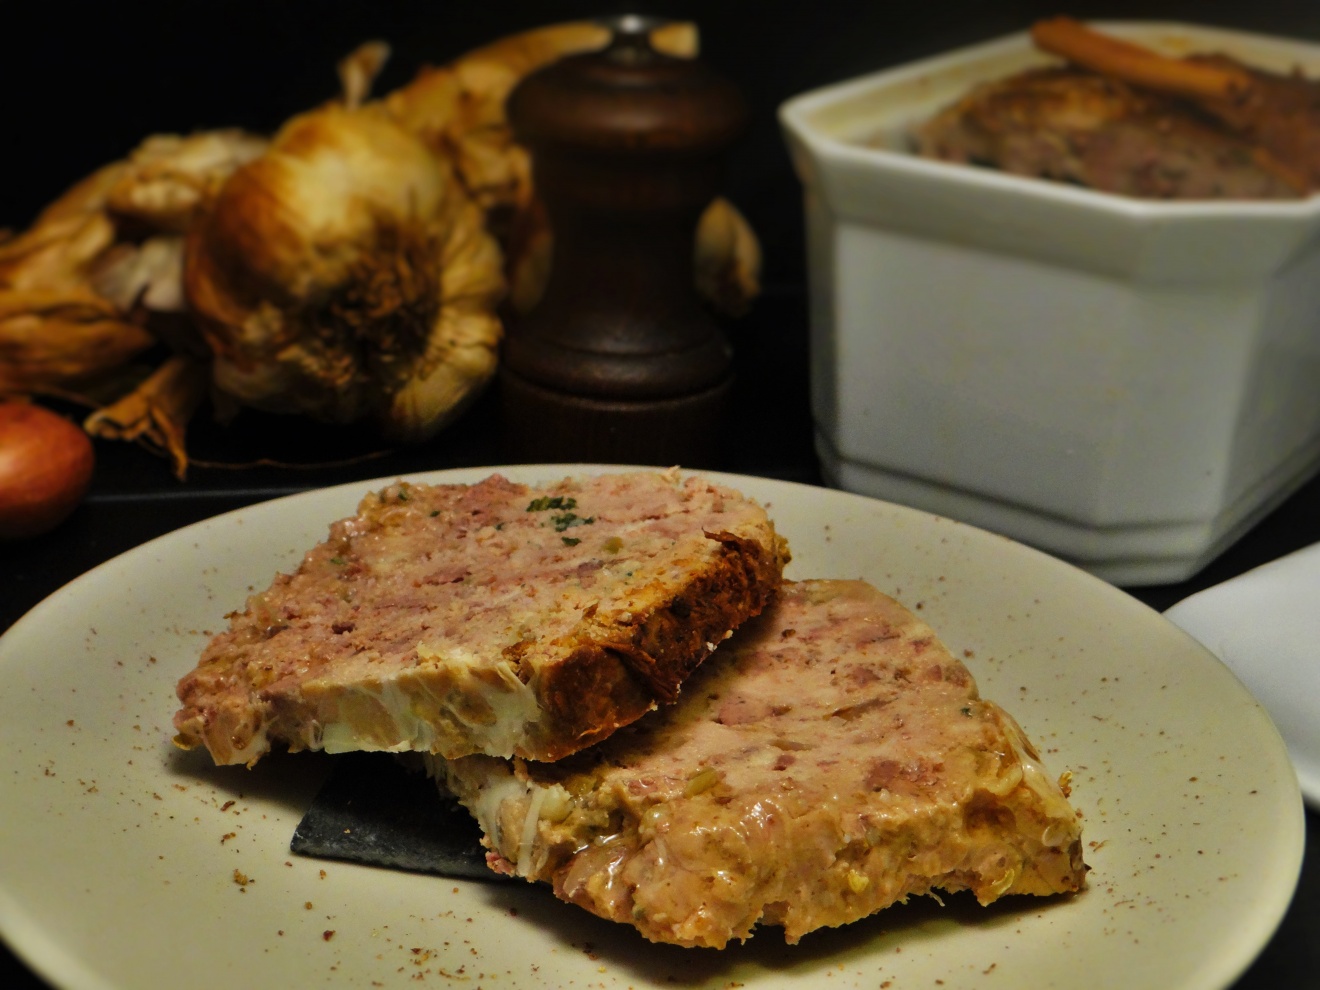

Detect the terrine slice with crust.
[
  {"left": 173, "top": 470, "right": 789, "bottom": 766},
  {"left": 428, "top": 579, "right": 1087, "bottom": 949}
]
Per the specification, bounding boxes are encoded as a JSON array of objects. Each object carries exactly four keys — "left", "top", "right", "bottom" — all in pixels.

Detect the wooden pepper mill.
[{"left": 499, "top": 15, "right": 747, "bottom": 467}]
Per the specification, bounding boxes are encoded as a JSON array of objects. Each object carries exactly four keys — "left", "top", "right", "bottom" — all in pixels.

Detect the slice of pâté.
[
  {"left": 429, "top": 579, "right": 1087, "bottom": 948},
  {"left": 173, "top": 470, "right": 789, "bottom": 766}
]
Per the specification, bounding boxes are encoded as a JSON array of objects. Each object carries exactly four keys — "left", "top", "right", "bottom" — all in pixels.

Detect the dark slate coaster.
[{"left": 290, "top": 752, "right": 502, "bottom": 881}]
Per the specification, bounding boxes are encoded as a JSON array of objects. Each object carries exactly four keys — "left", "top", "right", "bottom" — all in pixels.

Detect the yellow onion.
[{"left": 184, "top": 102, "right": 504, "bottom": 442}]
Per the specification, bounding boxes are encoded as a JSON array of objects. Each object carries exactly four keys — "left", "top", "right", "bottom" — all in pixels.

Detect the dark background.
[
  {"left": 2, "top": 3, "right": 1318, "bottom": 988},
  {"left": 5, "top": 1, "right": 1320, "bottom": 296}
]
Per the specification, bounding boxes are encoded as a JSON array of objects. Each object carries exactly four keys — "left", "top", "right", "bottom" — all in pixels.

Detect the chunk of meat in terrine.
[
  {"left": 172, "top": 470, "right": 789, "bottom": 766},
  {"left": 430, "top": 579, "right": 1086, "bottom": 948}
]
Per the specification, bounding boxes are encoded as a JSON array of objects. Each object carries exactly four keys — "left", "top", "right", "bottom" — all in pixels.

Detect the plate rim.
[{"left": 0, "top": 464, "right": 1305, "bottom": 990}]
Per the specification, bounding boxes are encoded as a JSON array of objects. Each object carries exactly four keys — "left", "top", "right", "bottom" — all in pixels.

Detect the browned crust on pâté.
[{"left": 531, "top": 529, "right": 787, "bottom": 760}]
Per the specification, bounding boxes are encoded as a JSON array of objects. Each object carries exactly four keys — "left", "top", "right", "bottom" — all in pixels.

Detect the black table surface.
[{"left": 1, "top": 283, "right": 1317, "bottom": 987}]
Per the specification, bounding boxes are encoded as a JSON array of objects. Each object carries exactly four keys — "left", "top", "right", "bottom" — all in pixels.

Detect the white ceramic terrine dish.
[{"left": 779, "top": 21, "right": 1320, "bottom": 586}]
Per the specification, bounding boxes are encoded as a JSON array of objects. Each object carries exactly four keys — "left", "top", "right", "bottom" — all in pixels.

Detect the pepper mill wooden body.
[{"left": 499, "top": 17, "right": 746, "bottom": 467}]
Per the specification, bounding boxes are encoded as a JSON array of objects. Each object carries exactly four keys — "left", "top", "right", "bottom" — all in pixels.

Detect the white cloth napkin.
[{"left": 1164, "top": 541, "right": 1320, "bottom": 808}]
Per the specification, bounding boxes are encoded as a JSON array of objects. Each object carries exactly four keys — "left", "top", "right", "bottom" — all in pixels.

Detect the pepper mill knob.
[{"left": 499, "top": 16, "right": 747, "bottom": 466}]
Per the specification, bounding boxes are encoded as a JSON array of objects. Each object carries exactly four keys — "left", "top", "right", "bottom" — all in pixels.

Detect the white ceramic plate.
[
  {"left": 0, "top": 467, "right": 1303, "bottom": 990},
  {"left": 1165, "top": 541, "right": 1320, "bottom": 809}
]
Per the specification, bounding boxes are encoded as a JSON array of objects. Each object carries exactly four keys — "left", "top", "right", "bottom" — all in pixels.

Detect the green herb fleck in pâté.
[{"left": 527, "top": 496, "right": 576, "bottom": 512}]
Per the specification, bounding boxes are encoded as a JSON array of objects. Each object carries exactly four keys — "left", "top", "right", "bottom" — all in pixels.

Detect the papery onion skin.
[{"left": 0, "top": 402, "right": 95, "bottom": 540}]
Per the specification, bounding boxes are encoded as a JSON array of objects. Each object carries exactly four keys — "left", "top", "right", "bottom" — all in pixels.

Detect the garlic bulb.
[
  {"left": 693, "top": 198, "right": 762, "bottom": 318},
  {"left": 1, "top": 129, "right": 266, "bottom": 299},
  {"left": 384, "top": 21, "right": 760, "bottom": 319},
  {"left": 385, "top": 20, "right": 699, "bottom": 214},
  {"left": 0, "top": 128, "right": 266, "bottom": 399},
  {"left": 183, "top": 102, "right": 504, "bottom": 442},
  {"left": 0, "top": 169, "right": 156, "bottom": 395},
  {"left": 0, "top": 287, "right": 155, "bottom": 394},
  {"left": 1, "top": 128, "right": 263, "bottom": 473},
  {"left": 105, "top": 129, "right": 269, "bottom": 235},
  {"left": 0, "top": 164, "right": 124, "bottom": 294},
  {"left": 504, "top": 195, "right": 763, "bottom": 319}
]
